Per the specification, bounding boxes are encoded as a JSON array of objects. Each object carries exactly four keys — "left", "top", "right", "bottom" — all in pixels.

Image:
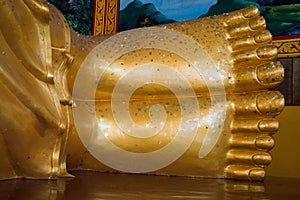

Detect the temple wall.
[{"left": 267, "top": 56, "right": 300, "bottom": 178}]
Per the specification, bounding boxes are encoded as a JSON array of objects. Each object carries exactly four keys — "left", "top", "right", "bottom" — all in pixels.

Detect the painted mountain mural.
[
  {"left": 203, "top": 0, "right": 300, "bottom": 36},
  {"left": 118, "top": 0, "right": 175, "bottom": 31},
  {"left": 119, "top": 0, "right": 300, "bottom": 36}
]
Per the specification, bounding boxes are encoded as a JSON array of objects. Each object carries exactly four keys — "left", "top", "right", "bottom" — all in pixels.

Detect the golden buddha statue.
[{"left": 0, "top": 0, "right": 284, "bottom": 181}]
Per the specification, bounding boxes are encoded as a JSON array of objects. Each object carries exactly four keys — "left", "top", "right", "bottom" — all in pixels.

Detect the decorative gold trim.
[
  {"left": 92, "top": 0, "right": 120, "bottom": 35},
  {"left": 273, "top": 35, "right": 300, "bottom": 58}
]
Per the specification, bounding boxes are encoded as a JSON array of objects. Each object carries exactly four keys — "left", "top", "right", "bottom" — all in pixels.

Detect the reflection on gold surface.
[
  {"left": 0, "top": 0, "right": 284, "bottom": 181},
  {"left": 1, "top": 172, "right": 300, "bottom": 200}
]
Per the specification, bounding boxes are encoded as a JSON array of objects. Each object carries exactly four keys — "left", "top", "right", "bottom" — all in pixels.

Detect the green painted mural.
[
  {"left": 48, "top": 0, "right": 300, "bottom": 36},
  {"left": 47, "top": 0, "right": 94, "bottom": 35}
]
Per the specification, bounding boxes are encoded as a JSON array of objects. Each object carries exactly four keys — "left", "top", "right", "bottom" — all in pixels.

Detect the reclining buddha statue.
[{"left": 0, "top": 0, "right": 284, "bottom": 181}]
